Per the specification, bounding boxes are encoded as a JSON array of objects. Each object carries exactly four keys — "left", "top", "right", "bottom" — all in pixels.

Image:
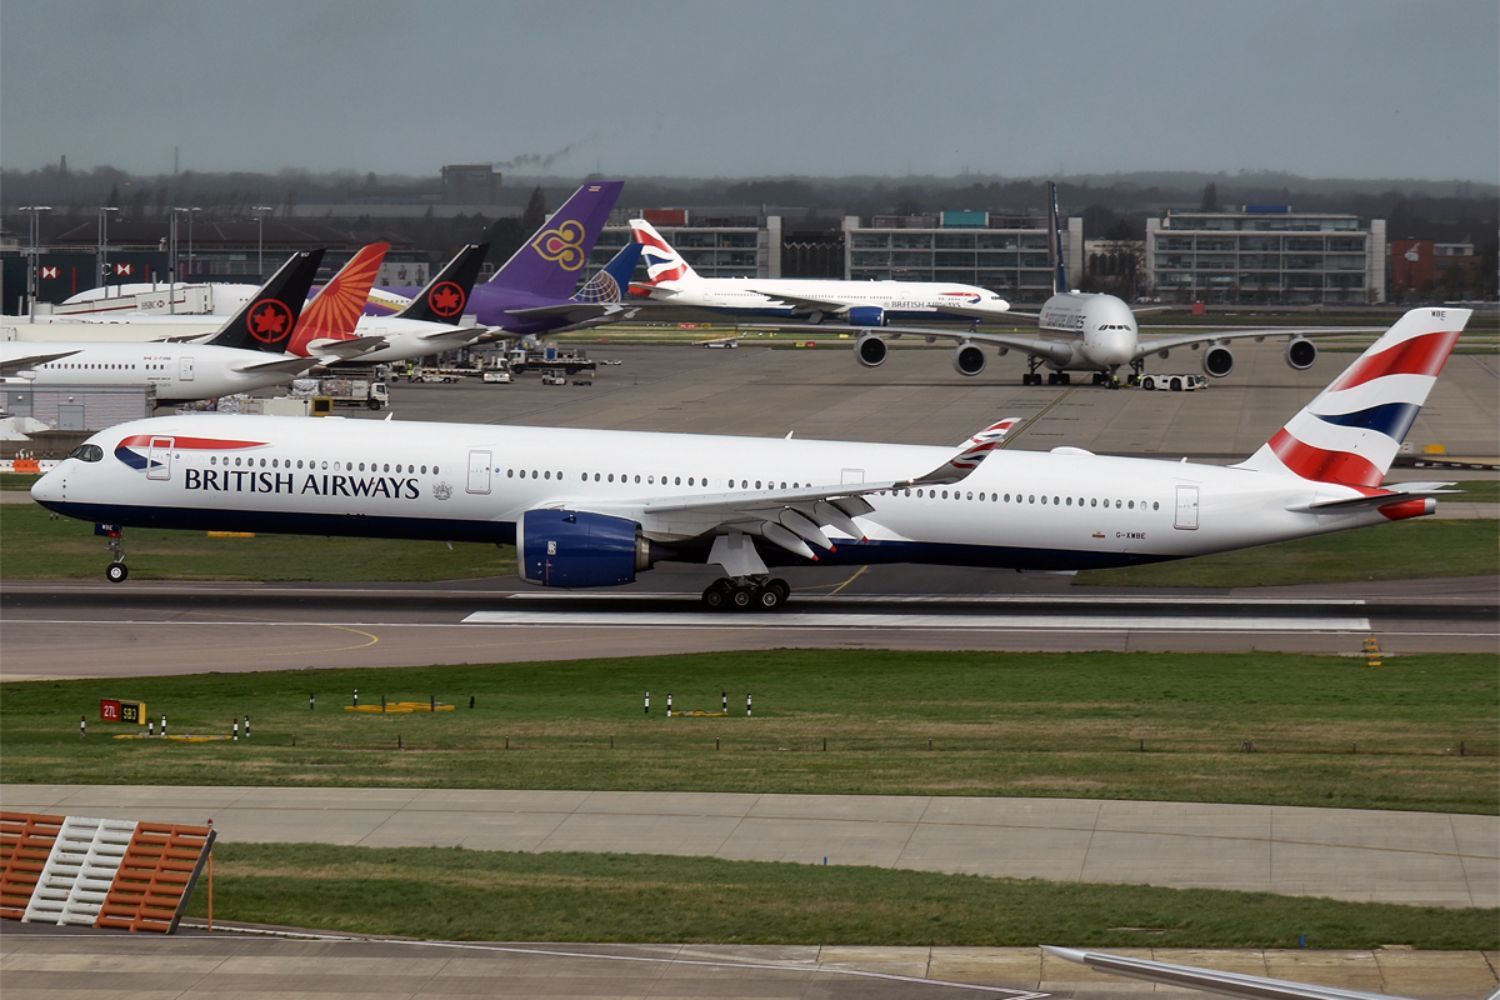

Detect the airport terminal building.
[{"left": 1144, "top": 207, "right": 1387, "bottom": 305}]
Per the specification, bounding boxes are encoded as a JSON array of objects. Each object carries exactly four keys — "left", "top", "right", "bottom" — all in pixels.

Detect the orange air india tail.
[{"left": 288, "top": 243, "right": 389, "bottom": 356}]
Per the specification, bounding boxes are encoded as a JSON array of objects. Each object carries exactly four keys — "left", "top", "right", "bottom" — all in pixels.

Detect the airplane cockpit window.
[{"left": 69, "top": 444, "right": 104, "bottom": 463}]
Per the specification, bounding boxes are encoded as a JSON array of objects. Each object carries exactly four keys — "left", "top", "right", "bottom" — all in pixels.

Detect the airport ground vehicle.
[
  {"left": 290, "top": 377, "right": 389, "bottom": 409},
  {"left": 482, "top": 370, "right": 513, "bottom": 384},
  {"left": 1139, "top": 373, "right": 1207, "bottom": 391},
  {"left": 540, "top": 372, "right": 567, "bottom": 386}
]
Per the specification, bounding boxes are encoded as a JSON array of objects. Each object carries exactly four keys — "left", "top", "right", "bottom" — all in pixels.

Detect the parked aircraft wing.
[
  {"left": 504, "top": 302, "right": 639, "bottom": 324},
  {"left": 822, "top": 322, "right": 1079, "bottom": 367},
  {"left": 743, "top": 288, "right": 855, "bottom": 313},
  {"left": 415, "top": 324, "right": 486, "bottom": 344},
  {"left": 0, "top": 350, "right": 81, "bottom": 375},
  {"left": 1135, "top": 326, "right": 1384, "bottom": 360},
  {"left": 1043, "top": 946, "right": 1412, "bottom": 1000}
]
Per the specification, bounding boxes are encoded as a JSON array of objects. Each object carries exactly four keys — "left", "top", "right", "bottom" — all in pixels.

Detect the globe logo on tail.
[
  {"left": 530, "top": 219, "right": 586, "bottom": 271},
  {"left": 246, "top": 299, "right": 294, "bottom": 344},
  {"left": 427, "top": 281, "right": 467, "bottom": 318}
]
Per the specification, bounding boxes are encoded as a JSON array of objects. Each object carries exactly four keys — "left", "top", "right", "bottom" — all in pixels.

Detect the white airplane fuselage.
[
  {"left": 642, "top": 278, "right": 1011, "bottom": 325},
  {"left": 0, "top": 342, "right": 310, "bottom": 402},
  {"left": 33, "top": 414, "right": 1414, "bottom": 575},
  {"left": 3, "top": 315, "right": 471, "bottom": 365},
  {"left": 1033, "top": 291, "right": 1139, "bottom": 371}
]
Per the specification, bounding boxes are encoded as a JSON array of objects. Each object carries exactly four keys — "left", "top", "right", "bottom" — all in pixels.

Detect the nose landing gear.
[
  {"left": 701, "top": 576, "right": 790, "bottom": 612},
  {"left": 102, "top": 528, "right": 129, "bottom": 583}
]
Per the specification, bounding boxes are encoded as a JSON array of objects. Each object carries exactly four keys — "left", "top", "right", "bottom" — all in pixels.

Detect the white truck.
[
  {"left": 1139, "top": 373, "right": 1207, "bottom": 392},
  {"left": 290, "top": 377, "right": 389, "bottom": 410}
]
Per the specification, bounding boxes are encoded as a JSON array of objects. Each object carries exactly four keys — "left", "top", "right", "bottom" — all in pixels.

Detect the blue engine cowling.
[
  {"left": 846, "top": 305, "right": 886, "bottom": 327},
  {"left": 518, "top": 509, "right": 652, "bottom": 588}
]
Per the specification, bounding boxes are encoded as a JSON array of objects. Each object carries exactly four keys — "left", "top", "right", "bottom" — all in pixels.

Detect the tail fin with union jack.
[{"left": 1234, "top": 307, "right": 1471, "bottom": 488}]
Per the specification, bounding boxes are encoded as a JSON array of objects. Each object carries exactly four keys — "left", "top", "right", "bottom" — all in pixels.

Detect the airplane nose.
[{"left": 30, "top": 468, "right": 63, "bottom": 508}]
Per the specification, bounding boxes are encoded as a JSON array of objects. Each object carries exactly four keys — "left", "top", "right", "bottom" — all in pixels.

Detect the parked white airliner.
[
  {"left": 853, "top": 182, "right": 1380, "bottom": 386},
  {"left": 11, "top": 244, "right": 489, "bottom": 367},
  {"left": 32, "top": 308, "right": 1468, "bottom": 606},
  {"left": 628, "top": 219, "right": 1012, "bottom": 327},
  {"left": 1, "top": 252, "right": 331, "bottom": 403}
]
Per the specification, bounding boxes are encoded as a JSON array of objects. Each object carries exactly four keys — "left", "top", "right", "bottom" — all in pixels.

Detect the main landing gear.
[
  {"left": 1021, "top": 358, "right": 1073, "bottom": 386},
  {"left": 701, "top": 576, "right": 791, "bottom": 612},
  {"left": 104, "top": 529, "right": 129, "bottom": 583}
]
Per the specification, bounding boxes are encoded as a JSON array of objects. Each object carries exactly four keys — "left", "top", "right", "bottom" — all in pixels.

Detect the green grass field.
[
  {"left": 0, "top": 503, "right": 1492, "bottom": 587},
  {"left": 183, "top": 843, "right": 1497, "bottom": 949},
  {"left": 5, "top": 651, "right": 1494, "bottom": 813}
]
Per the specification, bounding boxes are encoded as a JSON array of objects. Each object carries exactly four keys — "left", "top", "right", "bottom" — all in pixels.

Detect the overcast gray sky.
[{"left": 2, "top": 0, "right": 1496, "bottom": 181}]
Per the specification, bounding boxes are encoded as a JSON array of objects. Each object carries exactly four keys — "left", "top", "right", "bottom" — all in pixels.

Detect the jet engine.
[
  {"left": 517, "top": 509, "right": 653, "bottom": 588},
  {"left": 846, "top": 306, "right": 887, "bottom": 327},
  {"left": 1202, "top": 344, "right": 1235, "bottom": 378},
  {"left": 855, "top": 334, "right": 888, "bottom": 368},
  {"left": 953, "top": 343, "right": 986, "bottom": 376},
  {"left": 1285, "top": 336, "right": 1317, "bottom": 371}
]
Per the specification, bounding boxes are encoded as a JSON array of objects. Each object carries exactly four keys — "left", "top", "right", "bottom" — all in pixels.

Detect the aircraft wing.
[
  {"left": 743, "top": 288, "right": 855, "bottom": 313},
  {"left": 1043, "top": 946, "right": 1412, "bottom": 1000},
  {"left": 811, "top": 322, "right": 1078, "bottom": 367},
  {"left": 555, "top": 418, "right": 1020, "bottom": 561},
  {"left": 231, "top": 355, "right": 320, "bottom": 376},
  {"left": 1134, "top": 326, "right": 1384, "bottom": 360},
  {"left": 0, "top": 350, "right": 82, "bottom": 375}
]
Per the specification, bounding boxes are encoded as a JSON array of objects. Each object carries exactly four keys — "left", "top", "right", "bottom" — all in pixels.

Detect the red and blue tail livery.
[
  {"left": 114, "top": 435, "right": 265, "bottom": 473},
  {"left": 1238, "top": 308, "right": 1467, "bottom": 489}
]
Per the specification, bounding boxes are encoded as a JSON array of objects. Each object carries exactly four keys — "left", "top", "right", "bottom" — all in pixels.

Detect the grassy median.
[
  {"left": 182, "top": 843, "right": 1497, "bottom": 949},
  {"left": 4, "top": 650, "right": 1494, "bottom": 813}
]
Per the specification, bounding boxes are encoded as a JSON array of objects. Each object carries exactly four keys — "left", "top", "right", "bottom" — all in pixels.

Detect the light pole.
[
  {"left": 183, "top": 206, "right": 201, "bottom": 280},
  {"left": 97, "top": 206, "right": 119, "bottom": 296},
  {"left": 19, "top": 205, "right": 51, "bottom": 321},
  {"left": 252, "top": 206, "right": 273, "bottom": 280}
]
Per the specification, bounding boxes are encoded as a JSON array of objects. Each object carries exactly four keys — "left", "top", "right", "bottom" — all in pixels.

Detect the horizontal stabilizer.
[
  {"left": 306, "top": 335, "right": 388, "bottom": 358},
  {"left": 232, "top": 355, "right": 319, "bottom": 376},
  {"left": 1286, "top": 482, "right": 1459, "bottom": 513}
]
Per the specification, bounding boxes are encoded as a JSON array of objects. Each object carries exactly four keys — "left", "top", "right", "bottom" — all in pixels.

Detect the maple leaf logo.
[
  {"left": 429, "top": 282, "right": 465, "bottom": 317},
  {"left": 246, "top": 299, "right": 293, "bottom": 343}
]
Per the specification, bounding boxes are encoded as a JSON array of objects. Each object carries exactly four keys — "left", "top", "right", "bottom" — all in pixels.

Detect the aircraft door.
[
  {"left": 1173, "top": 485, "right": 1199, "bottom": 530},
  {"left": 147, "top": 436, "right": 174, "bottom": 481},
  {"left": 466, "top": 449, "right": 492, "bottom": 495},
  {"left": 179, "top": 356, "right": 195, "bottom": 381}
]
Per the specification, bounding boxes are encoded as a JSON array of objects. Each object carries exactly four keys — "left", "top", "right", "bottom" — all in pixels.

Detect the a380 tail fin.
[
  {"left": 629, "top": 219, "right": 700, "bottom": 284},
  {"left": 206, "top": 249, "right": 325, "bottom": 353},
  {"left": 396, "top": 243, "right": 489, "bottom": 323},
  {"left": 1235, "top": 307, "right": 1471, "bottom": 488},
  {"left": 288, "top": 243, "right": 388, "bottom": 355},
  {"left": 487, "top": 180, "right": 624, "bottom": 299},
  {"left": 1048, "top": 181, "right": 1069, "bottom": 295}
]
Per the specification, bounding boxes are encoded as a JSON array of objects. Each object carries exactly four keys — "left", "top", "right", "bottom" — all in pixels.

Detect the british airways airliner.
[
  {"left": 31, "top": 308, "right": 1468, "bottom": 608},
  {"left": 628, "top": 219, "right": 1012, "bottom": 327}
]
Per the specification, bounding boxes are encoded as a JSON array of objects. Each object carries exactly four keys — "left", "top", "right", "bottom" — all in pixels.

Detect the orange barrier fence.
[
  {"left": 97, "top": 822, "right": 215, "bottom": 933},
  {"left": 0, "top": 812, "right": 65, "bottom": 920}
]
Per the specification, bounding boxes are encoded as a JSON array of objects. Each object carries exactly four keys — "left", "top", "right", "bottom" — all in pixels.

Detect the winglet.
[{"left": 914, "top": 417, "right": 1021, "bottom": 485}]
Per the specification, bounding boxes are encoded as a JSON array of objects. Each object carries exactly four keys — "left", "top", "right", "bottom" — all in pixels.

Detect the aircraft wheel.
[
  {"left": 756, "top": 579, "right": 790, "bottom": 612},
  {"left": 702, "top": 581, "right": 730, "bottom": 610},
  {"left": 106, "top": 562, "right": 129, "bottom": 584},
  {"left": 729, "top": 585, "right": 756, "bottom": 611}
]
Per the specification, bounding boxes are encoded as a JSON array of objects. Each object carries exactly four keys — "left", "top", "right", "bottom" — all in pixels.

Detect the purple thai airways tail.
[{"left": 487, "top": 180, "right": 624, "bottom": 299}]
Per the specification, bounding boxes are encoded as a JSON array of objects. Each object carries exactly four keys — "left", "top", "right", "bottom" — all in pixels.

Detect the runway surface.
[
  {"left": 2, "top": 571, "right": 1496, "bottom": 679},
  {"left": 3, "top": 931, "right": 1495, "bottom": 1000},
  {"left": 6, "top": 784, "right": 1495, "bottom": 909}
]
